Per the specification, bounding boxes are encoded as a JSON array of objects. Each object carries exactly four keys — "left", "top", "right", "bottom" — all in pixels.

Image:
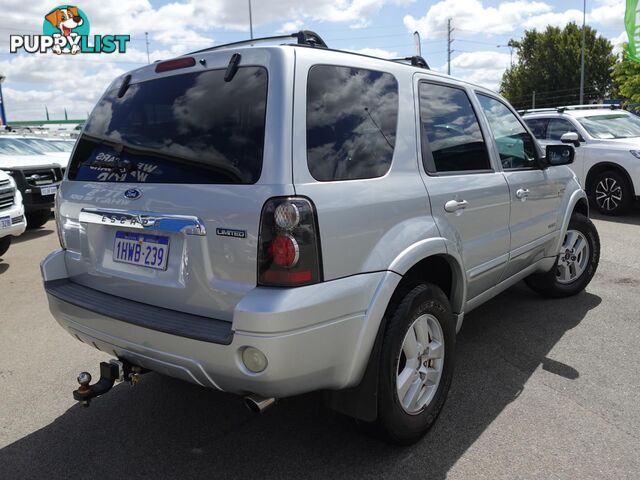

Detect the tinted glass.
[
  {"left": 478, "top": 94, "right": 537, "bottom": 170},
  {"left": 524, "top": 118, "right": 548, "bottom": 139},
  {"left": 547, "top": 119, "right": 577, "bottom": 140},
  {"left": 419, "top": 83, "right": 490, "bottom": 173},
  {"left": 306, "top": 65, "right": 398, "bottom": 181},
  {"left": 69, "top": 66, "right": 268, "bottom": 184}
]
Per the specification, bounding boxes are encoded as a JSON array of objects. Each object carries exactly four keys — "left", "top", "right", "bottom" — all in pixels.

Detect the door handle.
[
  {"left": 444, "top": 199, "right": 469, "bottom": 213},
  {"left": 515, "top": 188, "right": 530, "bottom": 200}
]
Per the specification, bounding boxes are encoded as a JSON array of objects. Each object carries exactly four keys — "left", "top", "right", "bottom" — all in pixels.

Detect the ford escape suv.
[{"left": 41, "top": 32, "right": 599, "bottom": 444}]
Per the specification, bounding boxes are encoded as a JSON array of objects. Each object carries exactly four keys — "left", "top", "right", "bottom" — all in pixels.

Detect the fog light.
[{"left": 242, "top": 347, "right": 268, "bottom": 373}]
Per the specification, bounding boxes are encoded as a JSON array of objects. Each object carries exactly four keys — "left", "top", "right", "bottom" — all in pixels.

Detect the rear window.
[
  {"left": 68, "top": 66, "right": 268, "bottom": 184},
  {"left": 306, "top": 65, "right": 399, "bottom": 181}
]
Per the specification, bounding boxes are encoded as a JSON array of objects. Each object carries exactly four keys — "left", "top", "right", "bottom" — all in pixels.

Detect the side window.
[
  {"left": 547, "top": 118, "right": 577, "bottom": 141},
  {"left": 524, "top": 118, "right": 548, "bottom": 139},
  {"left": 477, "top": 94, "right": 537, "bottom": 170},
  {"left": 419, "top": 82, "right": 491, "bottom": 173},
  {"left": 306, "top": 65, "right": 399, "bottom": 181}
]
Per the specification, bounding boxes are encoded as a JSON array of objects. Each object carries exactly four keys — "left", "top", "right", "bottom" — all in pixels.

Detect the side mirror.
[
  {"left": 545, "top": 144, "right": 574, "bottom": 166},
  {"left": 560, "top": 131, "right": 580, "bottom": 147}
]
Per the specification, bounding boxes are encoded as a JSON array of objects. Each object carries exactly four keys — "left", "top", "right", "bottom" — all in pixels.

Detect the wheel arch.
[
  {"left": 585, "top": 162, "right": 635, "bottom": 198},
  {"left": 325, "top": 248, "right": 465, "bottom": 422}
]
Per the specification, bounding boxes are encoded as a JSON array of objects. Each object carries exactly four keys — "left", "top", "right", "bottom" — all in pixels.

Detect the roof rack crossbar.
[
  {"left": 391, "top": 55, "right": 430, "bottom": 70},
  {"left": 519, "top": 103, "right": 621, "bottom": 115},
  {"left": 189, "top": 30, "right": 328, "bottom": 55}
]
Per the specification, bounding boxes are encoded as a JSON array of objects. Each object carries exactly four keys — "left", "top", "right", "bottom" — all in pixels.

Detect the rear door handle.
[
  {"left": 444, "top": 199, "right": 469, "bottom": 213},
  {"left": 515, "top": 188, "right": 530, "bottom": 200}
]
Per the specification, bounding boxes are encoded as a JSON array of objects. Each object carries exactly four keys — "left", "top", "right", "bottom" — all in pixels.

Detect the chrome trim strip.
[{"left": 79, "top": 208, "right": 207, "bottom": 236}]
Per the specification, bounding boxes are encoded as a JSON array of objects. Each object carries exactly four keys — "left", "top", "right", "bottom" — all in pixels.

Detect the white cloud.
[
  {"left": 446, "top": 51, "right": 512, "bottom": 90},
  {"left": 522, "top": 9, "right": 583, "bottom": 30},
  {"left": 404, "top": 0, "right": 552, "bottom": 39},
  {"left": 610, "top": 30, "right": 628, "bottom": 55}
]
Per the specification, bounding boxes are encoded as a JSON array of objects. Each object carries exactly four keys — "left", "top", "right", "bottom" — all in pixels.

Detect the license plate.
[
  {"left": 0, "top": 216, "right": 9, "bottom": 229},
  {"left": 41, "top": 185, "right": 57, "bottom": 196},
  {"left": 113, "top": 231, "right": 169, "bottom": 270}
]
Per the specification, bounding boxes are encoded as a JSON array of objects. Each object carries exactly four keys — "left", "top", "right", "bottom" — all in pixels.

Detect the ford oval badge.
[{"left": 124, "top": 188, "right": 142, "bottom": 200}]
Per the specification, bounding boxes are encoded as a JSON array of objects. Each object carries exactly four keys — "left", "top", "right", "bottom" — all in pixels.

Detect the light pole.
[
  {"left": 0, "top": 75, "right": 6, "bottom": 127},
  {"left": 497, "top": 44, "right": 514, "bottom": 67},
  {"left": 248, "top": 0, "right": 254, "bottom": 40},
  {"left": 579, "top": 0, "right": 586, "bottom": 104}
]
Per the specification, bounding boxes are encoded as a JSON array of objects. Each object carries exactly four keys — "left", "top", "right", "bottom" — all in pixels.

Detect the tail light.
[{"left": 258, "top": 197, "right": 322, "bottom": 287}]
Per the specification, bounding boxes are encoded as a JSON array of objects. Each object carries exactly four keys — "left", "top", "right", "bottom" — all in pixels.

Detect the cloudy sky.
[{"left": 0, "top": 0, "right": 627, "bottom": 121}]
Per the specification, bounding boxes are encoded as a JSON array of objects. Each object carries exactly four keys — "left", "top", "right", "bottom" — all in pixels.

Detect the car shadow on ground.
[
  {"left": 12, "top": 228, "right": 55, "bottom": 244},
  {"left": 590, "top": 209, "right": 640, "bottom": 226},
  {"left": 0, "top": 283, "right": 601, "bottom": 480}
]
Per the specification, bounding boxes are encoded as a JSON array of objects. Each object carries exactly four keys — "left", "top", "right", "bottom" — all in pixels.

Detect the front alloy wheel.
[{"left": 556, "top": 229, "right": 590, "bottom": 285}]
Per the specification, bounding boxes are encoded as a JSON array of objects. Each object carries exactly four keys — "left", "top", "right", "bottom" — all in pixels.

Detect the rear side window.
[
  {"left": 524, "top": 118, "right": 548, "bottom": 139},
  {"left": 419, "top": 82, "right": 491, "bottom": 174},
  {"left": 68, "top": 66, "right": 268, "bottom": 184},
  {"left": 306, "top": 65, "right": 398, "bottom": 181},
  {"left": 547, "top": 118, "right": 577, "bottom": 140}
]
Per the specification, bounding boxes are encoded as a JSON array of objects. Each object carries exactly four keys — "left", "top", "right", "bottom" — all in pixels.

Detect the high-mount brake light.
[
  {"left": 258, "top": 197, "right": 322, "bottom": 287},
  {"left": 155, "top": 57, "right": 196, "bottom": 73}
]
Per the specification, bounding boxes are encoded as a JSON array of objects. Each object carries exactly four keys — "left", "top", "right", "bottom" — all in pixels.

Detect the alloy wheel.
[
  {"left": 595, "top": 177, "right": 623, "bottom": 212},
  {"left": 556, "top": 229, "right": 590, "bottom": 284},
  {"left": 396, "top": 314, "right": 445, "bottom": 414}
]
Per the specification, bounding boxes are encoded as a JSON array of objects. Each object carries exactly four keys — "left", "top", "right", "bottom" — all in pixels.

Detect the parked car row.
[{"left": 0, "top": 135, "right": 72, "bottom": 231}]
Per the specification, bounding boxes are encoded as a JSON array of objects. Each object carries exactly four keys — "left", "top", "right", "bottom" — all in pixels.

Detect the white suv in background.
[
  {"left": 0, "top": 169, "right": 27, "bottom": 257},
  {"left": 522, "top": 105, "right": 640, "bottom": 215}
]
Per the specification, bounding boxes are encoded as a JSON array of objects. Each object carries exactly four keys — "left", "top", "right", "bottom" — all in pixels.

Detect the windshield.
[
  {"left": 577, "top": 113, "right": 640, "bottom": 139},
  {"left": 69, "top": 66, "right": 268, "bottom": 184},
  {"left": 49, "top": 140, "right": 74, "bottom": 152},
  {"left": 19, "top": 138, "right": 64, "bottom": 152},
  {"left": 0, "top": 137, "right": 46, "bottom": 155}
]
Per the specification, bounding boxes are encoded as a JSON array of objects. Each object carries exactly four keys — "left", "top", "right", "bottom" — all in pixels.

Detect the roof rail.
[
  {"left": 189, "top": 30, "right": 328, "bottom": 55},
  {"left": 519, "top": 103, "right": 621, "bottom": 115},
  {"left": 391, "top": 56, "right": 430, "bottom": 70}
]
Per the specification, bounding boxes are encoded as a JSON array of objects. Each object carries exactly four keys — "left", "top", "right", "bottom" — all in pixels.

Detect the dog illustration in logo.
[{"left": 44, "top": 6, "right": 84, "bottom": 54}]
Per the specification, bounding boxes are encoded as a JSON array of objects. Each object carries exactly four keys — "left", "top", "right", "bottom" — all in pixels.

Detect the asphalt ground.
[{"left": 0, "top": 213, "right": 639, "bottom": 479}]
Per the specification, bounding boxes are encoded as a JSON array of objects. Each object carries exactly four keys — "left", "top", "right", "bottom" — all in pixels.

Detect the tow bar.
[{"left": 73, "top": 359, "right": 148, "bottom": 407}]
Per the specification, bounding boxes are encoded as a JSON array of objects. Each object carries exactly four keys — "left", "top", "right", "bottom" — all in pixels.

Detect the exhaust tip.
[{"left": 244, "top": 394, "right": 276, "bottom": 413}]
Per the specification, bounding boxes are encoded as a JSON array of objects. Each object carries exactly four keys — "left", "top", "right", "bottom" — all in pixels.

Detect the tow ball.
[{"left": 73, "top": 359, "right": 147, "bottom": 407}]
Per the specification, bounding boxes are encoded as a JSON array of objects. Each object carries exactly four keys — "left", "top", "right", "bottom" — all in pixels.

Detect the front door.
[{"left": 476, "top": 94, "right": 562, "bottom": 278}]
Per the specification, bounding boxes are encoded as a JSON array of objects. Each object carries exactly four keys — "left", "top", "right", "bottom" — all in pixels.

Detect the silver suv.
[{"left": 41, "top": 32, "right": 600, "bottom": 444}]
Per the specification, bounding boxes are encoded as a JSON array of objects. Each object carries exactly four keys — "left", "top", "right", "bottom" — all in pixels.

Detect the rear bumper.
[{"left": 41, "top": 249, "right": 400, "bottom": 398}]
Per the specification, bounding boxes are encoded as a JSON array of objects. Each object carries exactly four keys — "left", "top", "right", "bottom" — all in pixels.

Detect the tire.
[
  {"left": 590, "top": 170, "right": 632, "bottom": 215},
  {"left": 26, "top": 210, "right": 51, "bottom": 229},
  {"left": 0, "top": 236, "right": 10, "bottom": 257},
  {"left": 375, "top": 283, "right": 456, "bottom": 445},
  {"left": 525, "top": 213, "right": 599, "bottom": 298}
]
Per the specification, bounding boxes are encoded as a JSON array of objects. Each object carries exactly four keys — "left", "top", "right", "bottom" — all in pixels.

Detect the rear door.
[
  {"left": 58, "top": 48, "right": 294, "bottom": 321},
  {"left": 476, "top": 94, "right": 562, "bottom": 278},
  {"left": 416, "top": 79, "right": 511, "bottom": 301}
]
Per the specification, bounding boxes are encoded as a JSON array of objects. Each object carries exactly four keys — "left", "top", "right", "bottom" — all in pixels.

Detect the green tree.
[
  {"left": 611, "top": 46, "right": 640, "bottom": 112},
  {"left": 500, "top": 23, "right": 616, "bottom": 110}
]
